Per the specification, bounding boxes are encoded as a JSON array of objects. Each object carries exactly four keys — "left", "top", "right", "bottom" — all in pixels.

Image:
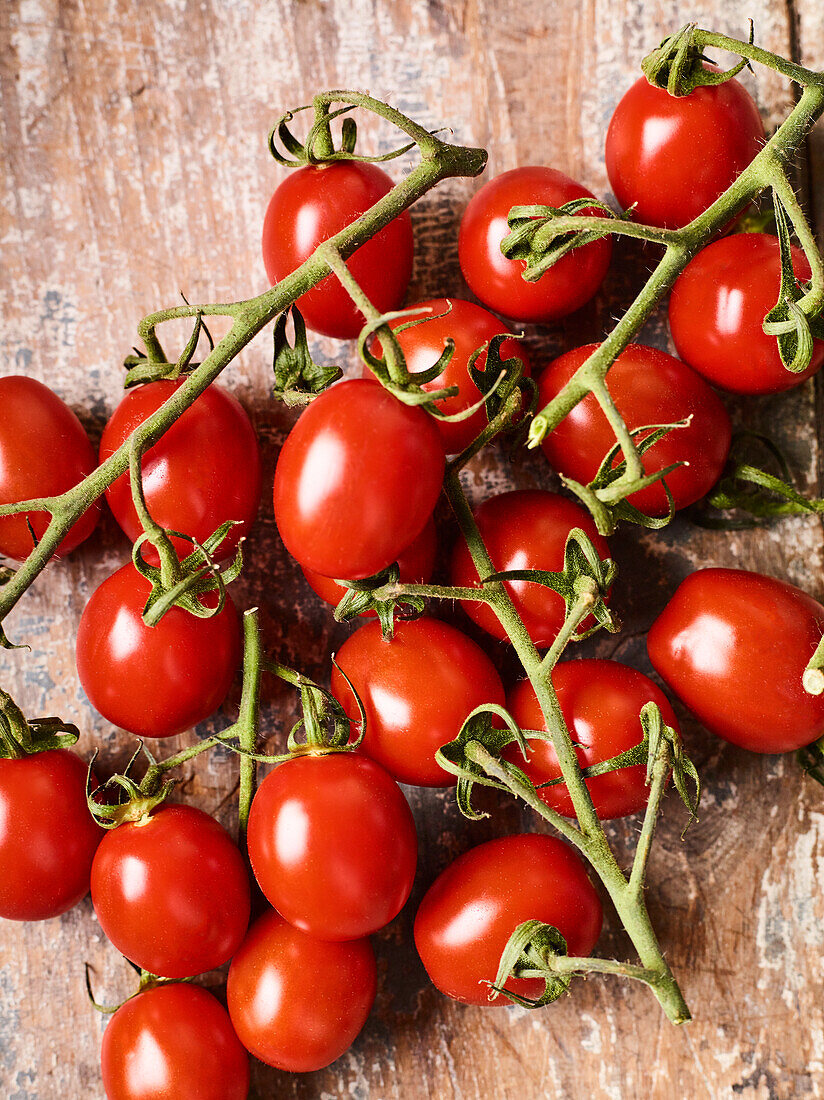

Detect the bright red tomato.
[
  {"left": 0, "top": 375, "right": 99, "bottom": 561},
  {"left": 331, "top": 616, "right": 505, "bottom": 787},
  {"left": 414, "top": 833, "right": 602, "bottom": 1006},
  {"left": 0, "top": 749, "right": 102, "bottom": 921},
  {"left": 605, "top": 71, "right": 765, "bottom": 229},
  {"left": 262, "top": 161, "right": 414, "bottom": 339},
  {"left": 367, "top": 298, "right": 531, "bottom": 453},
  {"left": 449, "top": 489, "right": 610, "bottom": 647},
  {"left": 76, "top": 562, "right": 241, "bottom": 738},
  {"left": 458, "top": 167, "right": 612, "bottom": 324},
  {"left": 273, "top": 379, "right": 445, "bottom": 579},
  {"left": 101, "top": 982, "right": 249, "bottom": 1100},
  {"left": 91, "top": 804, "right": 250, "bottom": 979},
  {"left": 537, "top": 343, "right": 732, "bottom": 515},
  {"left": 503, "top": 660, "right": 679, "bottom": 819},
  {"left": 227, "top": 908, "right": 377, "bottom": 1072},
  {"left": 301, "top": 516, "right": 437, "bottom": 616},
  {"left": 669, "top": 233, "right": 824, "bottom": 394},
  {"left": 648, "top": 568, "right": 824, "bottom": 754},
  {"left": 100, "top": 379, "right": 261, "bottom": 564},
  {"left": 247, "top": 752, "right": 417, "bottom": 940}
]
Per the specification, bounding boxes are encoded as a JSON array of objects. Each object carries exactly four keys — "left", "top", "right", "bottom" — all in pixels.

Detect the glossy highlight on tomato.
[
  {"left": 227, "top": 908, "right": 377, "bottom": 1073},
  {"left": 100, "top": 379, "right": 261, "bottom": 564},
  {"left": 504, "top": 659, "right": 679, "bottom": 819},
  {"left": 331, "top": 616, "right": 505, "bottom": 787},
  {"left": 648, "top": 567, "right": 824, "bottom": 754},
  {"left": 0, "top": 376, "right": 99, "bottom": 561},
  {"left": 273, "top": 379, "right": 445, "bottom": 579},
  {"left": 537, "top": 343, "right": 732, "bottom": 515},
  {"left": 262, "top": 160, "right": 414, "bottom": 339},
  {"left": 449, "top": 489, "right": 610, "bottom": 647},
  {"left": 91, "top": 804, "right": 250, "bottom": 979},
  {"left": 669, "top": 232, "right": 824, "bottom": 394},
  {"left": 414, "top": 833, "right": 602, "bottom": 1006},
  {"left": 101, "top": 983, "right": 250, "bottom": 1100}
]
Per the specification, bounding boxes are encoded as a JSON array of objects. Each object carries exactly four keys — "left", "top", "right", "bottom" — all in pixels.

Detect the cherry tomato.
[
  {"left": 100, "top": 379, "right": 261, "bottom": 564},
  {"left": 668, "top": 232, "right": 824, "bottom": 394},
  {"left": 227, "top": 908, "right": 377, "bottom": 1072},
  {"left": 247, "top": 752, "right": 417, "bottom": 940},
  {"left": 301, "top": 516, "right": 437, "bottom": 617},
  {"left": 0, "top": 749, "right": 102, "bottom": 921},
  {"left": 458, "top": 167, "right": 612, "bottom": 324},
  {"left": 605, "top": 71, "right": 765, "bottom": 229},
  {"left": 76, "top": 562, "right": 241, "bottom": 738},
  {"left": 414, "top": 833, "right": 602, "bottom": 1006},
  {"left": 261, "top": 161, "right": 414, "bottom": 339},
  {"left": 0, "top": 376, "right": 99, "bottom": 561},
  {"left": 101, "top": 982, "right": 249, "bottom": 1100},
  {"left": 503, "top": 660, "right": 679, "bottom": 819},
  {"left": 331, "top": 616, "right": 506, "bottom": 787},
  {"left": 537, "top": 343, "right": 732, "bottom": 515},
  {"left": 367, "top": 298, "right": 531, "bottom": 453},
  {"left": 273, "top": 379, "right": 445, "bottom": 579},
  {"left": 648, "top": 568, "right": 824, "bottom": 754},
  {"left": 449, "top": 489, "right": 610, "bottom": 648},
  {"left": 91, "top": 803, "right": 250, "bottom": 979}
]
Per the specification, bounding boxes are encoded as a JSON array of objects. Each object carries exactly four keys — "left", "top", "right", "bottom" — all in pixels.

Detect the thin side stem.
[
  {"left": 237, "top": 609, "right": 263, "bottom": 847},
  {"left": 539, "top": 585, "right": 597, "bottom": 678},
  {"left": 629, "top": 744, "right": 673, "bottom": 897}
]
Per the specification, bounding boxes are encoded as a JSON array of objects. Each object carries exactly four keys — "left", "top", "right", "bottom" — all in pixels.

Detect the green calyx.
[
  {"left": 641, "top": 22, "right": 752, "bottom": 96},
  {"left": 0, "top": 689, "right": 80, "bottom": 759},
  {"left": 272, "top": 305, "right": 342, "bottom": 406},
  {"left": 502, "top": 198, "right": 622, "bottom": 281},
  {"left": 328, "top": 562, "right": 427, "bottom": 639},
  {"left": 87, "top": 742, "right": 175, "bottom": 830},
  {"left": 124, "top": 306, "right": 214, "bottom": 389},
  {"left": 488, "top": 920, "right": 571, "bottom": 1008},
  {"left": 269, "top": 101, "right": 422, "bottom": 168}
]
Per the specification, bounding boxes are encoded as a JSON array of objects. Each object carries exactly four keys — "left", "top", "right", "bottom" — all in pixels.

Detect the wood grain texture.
[{"left": 1, "top": 1, "right": 823, "bottom": 1097}]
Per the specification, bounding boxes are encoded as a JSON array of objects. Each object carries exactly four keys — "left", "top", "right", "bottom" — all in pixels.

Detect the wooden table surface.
[{"left": 2, "top": 1, "right": 824, "bottom": 1097}]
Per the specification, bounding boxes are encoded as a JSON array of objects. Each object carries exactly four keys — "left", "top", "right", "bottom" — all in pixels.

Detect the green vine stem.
[{"left": 236, "top": 608, "right": 263, "bottom": 845}]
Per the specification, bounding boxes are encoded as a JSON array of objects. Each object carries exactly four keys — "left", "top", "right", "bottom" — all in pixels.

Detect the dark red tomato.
[
  {"left": 261, "top": 161, "right": 414, "bottom": 339},
  {"left": 648, "top": 568, "right": 824, "bottom": 754},
  {"left": 100, "top": 379, "right": 261, "bottom": 565},
  {"left": 503, "top": 660, "right": 679, "bottom": 819},
  {"left": 605, "top": 70, "right": 765, "bottom": 230},
  {"left": 367, "top": 298, "right": 532, "bottom": 453},
  {"left": 331, "top": 616, "right": 506, "bottom": 787},
  {"left": 101, "top": 983, "right": 249, "bottom": 1100},
  {"left": 0, "top": 749, "right": 102, "bottom": 921},
  {"left": 227, "top": 908, "right": 377, "bottom": 1072},
  {"left": 273, "top": 379, "right": 445, "bottom": 579},
  {"left": 247, "top": 752, "right": 417, "bottom": 940},
  {"left": 302, "top": 516, "right": 437, "bottom": 617},
  {"left": 669, "top": 233, "right": 824, "bottom": 394},
  {"left": 538, "top": 343, "right": 732, "bottom": 515},
  {"left": 414, "top": 833, "right": 602, "bottom": 1006},
  {"left": 449, "top": 489, "right": 610, "bottom": 648},
  {"left": 458, "top": 167, "right": 612, "bottom": 324},
  {"left": 76, "top": 562, "right": 241, "bottom": 738},
  {"left": 0, "top": 376, "right": 99, "bottom": 561},
  {"left": 91, "top": 804, "right": 250, "bottom": 979}
]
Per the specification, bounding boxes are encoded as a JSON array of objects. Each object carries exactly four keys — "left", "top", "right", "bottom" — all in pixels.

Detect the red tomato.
[
  {"left": 100, "top": 379, "right": 261, "bottom": 564},
  {"left": 0, "top": 749, "right": 102, "bottom": 921},
  {"left": 669, "top": 233, "right": 824, "bottom": 394},
  {"left": 458, "top": 167, "right": 612, "bottom": 324},
  {"left": 367, "top": 298, "right": 531, "bottom": 453},
  {"left": 605, "top": 71, "right": 765, "bottom": 229},
  {"left": 91, "top": 804, "right": 250, "bottom": 979},
  {"left": 261, "top": 161, "right": 414, "bottom": 339},
  {"left": 273, "top": 379, "right": 445, "bottom": 579},
  {"left": 247, "top": 752, "right": 417, "bottom": 940},
  {"left": 227, "top": 908, "right": 377, "bottom": 1072},
  {"left": 414, "top": 833, "right": 602, "bottom": 1006},
  {"left": 101, "top": 982, "right": 249, "bottom": 1100},
  {"left": 331, "top": 616, "right": 506, "bottom": 787},
  {"left": 301, "top": 516, "right": 437, "bottom": 616},
  {"left": 648, "top": 568, "right": 824, "bottom": 754},
  {"left": 449, "top": 489, "right": 610, "bottom": 647},
  {"left": 0, "top": 376, "right": 99, "bottom": 561},
  {"left": 537, "top": 343, "right": 732, "bottom": 515},
  {"left": 75, "top": 562, "right": 241, "bottom": 738},
  {"left": 503, "top": 660, "right": 679, "bottom": 819}
]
